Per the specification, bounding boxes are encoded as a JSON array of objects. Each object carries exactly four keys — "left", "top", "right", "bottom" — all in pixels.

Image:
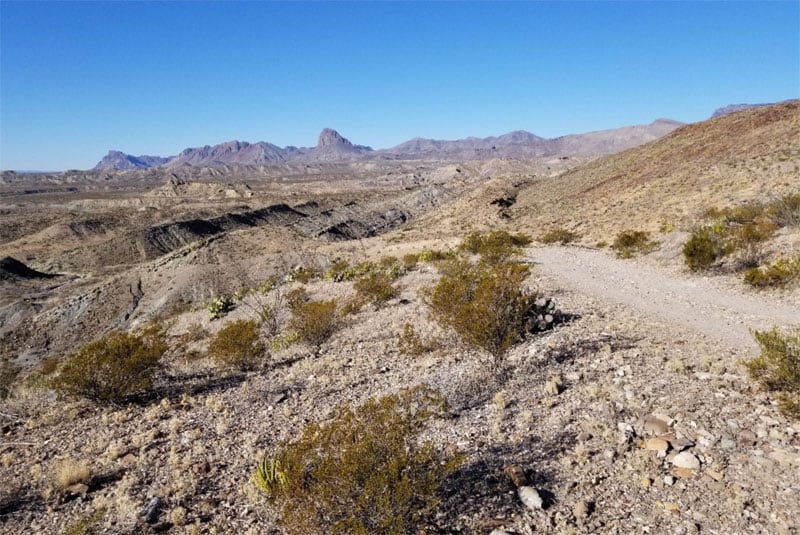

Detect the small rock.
[
  {"left": 664, "top": 475, "right": 675, "bottom": 486},
  {"left": 192, "top": 460, "right": 211, "bottom": 475},
  {"left": 672, "top": 466, "right": 696, "bottom": 479},
  {"left": 577, "top": 432, "right": 592, "bottom": 442},
  {"left": 573, "top": 500, "right": 593, "bottom": 519},
  {"left": 640, "top": 476, "right": 652, "bottom": 487},
  {"left": 667, "top": 437, "right": 695, "bottom": 452},
  {"left": 644, "top": 438, "right": 670, "bottom": 452},
  {"left": 706, "top": 469, "right": 724, "bottom": 481},
  {"left": 273, "top": 392, "right": 287, "bottom": 404},
  {"left": 545, "top": 380, "right": 562, "bottom": 396},
  {"left": 120, "top": 453, "right": 137, "bottom": 467},
  {"left": 644, "top": 415, "right": 670, "bottom": 435},
  {"left": 66, "top": 483, "right": 89, "bottom": 495},
  {"left": 672, "top": 451, "right": 701, "bottom": 471},
  {"left": 504, "top": 465, "right": 528, "bottom": 487},
  {"left": 142, "top": 496, "right": 166, "bottom": 524},
  {"left": 518, "top": 486, "right": 544, "bottom": 511},
  {"left": 489, "top": 531, "right": 513, "bottom": 535},
  {"left": 737, "top": 430, "right": 758, "bottom": 448}
]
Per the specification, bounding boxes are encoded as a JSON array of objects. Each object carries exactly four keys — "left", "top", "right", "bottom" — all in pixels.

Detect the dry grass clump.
[
  {"left": 208, "top": 319, "right": 266, "bottom": 371},
  {"left": 55, "top": 459, "right": 91, "bottom": 489},
  {"left": 745, "top": 327, "right": 800, "bottom": 417},
  {"left": 743, "top": 256, "right": 800, "bottom": 289},
  {"left": 252, "top": 386, "right": 461, "bottom": 534},
  {"left": 52, "top": 325, "right": 167, "bottom": 403},
  {"left": 611, "top": 230, "right": 659, "bottom": 258},
  {"left": 538, "top": 227, "right": 581, "bottom": 245}
]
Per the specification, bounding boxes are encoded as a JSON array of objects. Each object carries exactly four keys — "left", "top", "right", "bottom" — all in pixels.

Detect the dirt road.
[{"left": 526, "top": 246, "right": 799, "bottom": 353}]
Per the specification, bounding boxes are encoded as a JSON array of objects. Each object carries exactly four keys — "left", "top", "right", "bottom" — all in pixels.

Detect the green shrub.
[
  {"left": 768, "top": 193, "right": 800, "bottom": 227},
  {"left": 745, "top": 327, "right": 800, "bottom": 417},
  {"left": 612, "top": 230, "right": 658, "bottom": 258},
  {"left": 206, "top": 295, "right": 236, "bottom": 320},
  {"left": 353, "top": 271, "right": 400, "bottom": 307},
  {"left": 208, "top": 319, "right": 266, "bottom": 371},
  {"left": 52, "top": 327, "right": 167, "bottom": 402},
  {"left": 743, "top": 257, "right": 800, "bottom": 288},
  {"left": 459, "top": 230, "right": 531, "bottom": 264},
  {"left": 417, "top": 248, "right": 454, "bottom": 263},
  {"left": 426, "top": 259, "right": 540, "bottom": 369},
  {"left": 538, "top": 228, "right": 581, "bottom": 245},
  {"left": 683, "top": 226, "right": 727, "bottom": 271},
  {"left": 285, "top": 287, "right": 309, "bottom": 310},
  {"left": 324, "top": 259, "right": 354, "bottom": 282},
  {"left": 253, "top": 386, "right": 461, "bottom": 534},
  {"left": 289, "top": 265, "right": 320, "bottom": 284},
  {"left": 289, "top": 299, "right": 339, "bottom": 350}
]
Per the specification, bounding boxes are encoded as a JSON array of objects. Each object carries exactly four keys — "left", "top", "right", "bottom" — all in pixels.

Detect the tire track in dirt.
[{"left": 527, "top": 246, "right": 799, "bottom": 353}]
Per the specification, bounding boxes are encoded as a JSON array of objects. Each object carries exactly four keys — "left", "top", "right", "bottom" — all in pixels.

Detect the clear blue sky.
[{"left": 1, "top": 1, "right": 798, "bottom": 170}]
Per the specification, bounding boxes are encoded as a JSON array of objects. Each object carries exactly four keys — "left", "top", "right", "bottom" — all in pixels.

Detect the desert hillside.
[{"left": 0, "top": 104, "right": 798, "bottom": 535}]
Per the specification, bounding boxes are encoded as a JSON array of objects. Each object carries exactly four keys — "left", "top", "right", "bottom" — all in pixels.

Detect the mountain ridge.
[{"left": 93, "top": 120, "right": 684, "bottom": 170}]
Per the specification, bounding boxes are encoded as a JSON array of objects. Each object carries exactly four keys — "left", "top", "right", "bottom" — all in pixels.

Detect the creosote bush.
[
  {"left": 459, "top": 230, "right": 531, "bottom": 264},
  {"left": 208, "top": 319, "right": 266, "bottom": 371},
  {"left": 253, "top": 386, "right": 462, "bottom": 534},
  {"left": 353, "top": 271, "right": 400, "bottom": 307},
  {"left": 538, "top": 228, "right": 581, "bottom": 245},
  {"left": 745, "top": 327, "right": 800, "bottom": 417},
  {"left": 612, "top": 230, "right": 658, "bottom": 258},
  {"left": 426, "top": 258, "right": 539, "bottom": 369},
  {"left": 743, "top": 256, "right": 800, "bottom": 288},
  {"left": 52, "top": 326, "right": 167, "bottom": 403},
  {"left": 289, "top": 299, "right": 339, "bottom": 350},
  {"left": 685, "top": 194, "right": 798, "bottom": 271}
]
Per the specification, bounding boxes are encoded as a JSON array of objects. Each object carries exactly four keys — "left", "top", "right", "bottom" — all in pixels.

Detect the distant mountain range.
[
  {"left": 91, "top": 101, "right": 786, "bottom": 170},
  {"left": 94, "top": 119, "right": 685, "bottom": 170}
]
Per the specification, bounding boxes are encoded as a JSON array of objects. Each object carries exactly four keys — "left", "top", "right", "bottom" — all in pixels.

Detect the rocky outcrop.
[{"left": 94, "top": 151, "right": 171, "bottom": 170}]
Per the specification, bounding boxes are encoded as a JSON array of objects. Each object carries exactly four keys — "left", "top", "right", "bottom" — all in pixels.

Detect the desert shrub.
[
  {"left": 323, "top": 259, "right": 353, "bottom": 282},
  {"left": 398, "top": 323, "right": 438, "bottom": 356},
  {"left": 206, "top": 295, "right": 236, "bottom": 320},
  {"left": 64, "top": 507, "right": 107, "bottom": 535},
  {"left": 289, "top": 299, "right": 339, "bottom": 350},
  {"left": 743, "top": 257, "right": 800, "bottom": 288},
  {"left": 426, "top": 259, "right": 540, "bottom": 369},
  {"left": 459, "top": 230, "right": 531, "bottom": 264},
  {"left": 402, "top": 253, "right": 420, "bottom": 270},
  {"left": 353, "top": 271, "right": 400, "bottom": 307},
  {"left": 745, "top": 327, "right": 800, "bottom": 417},
  {"left": 52, "top": 327, "right": 166, "bottom": 403},
  {"left": 289, "top": 265, "right": 320, "bottom": 284},
  {"left": 417, "top": 248, "right": 454, "bottom": 263},
  {"left": 612, "top": 230, "right": 658, "bottom": 258},
  {"left": 208, "top": 319, "right": 266, "bottom": 371},
  {"left": 538, "top": 228, "right": 581, "bottom": 245},
  {"left": 683, "top": 226, "right": 728, "bottom": 270},
  {"left": 253, "top": 386, "right": 462, "bottom": 534},
  {"left": 285, "top": 287, "right": 309, "bottom": 310},
  {"left": 768, "top": 193, "right": 800, "bottom": 227}
]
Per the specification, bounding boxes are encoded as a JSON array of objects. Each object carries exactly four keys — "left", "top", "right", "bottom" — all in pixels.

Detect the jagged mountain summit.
[
  {"left": 92, "top": 120, "right": 684, "bottom": 170},
  {"left": 93, "top": 151, "right": 171, "bottom": 171}
]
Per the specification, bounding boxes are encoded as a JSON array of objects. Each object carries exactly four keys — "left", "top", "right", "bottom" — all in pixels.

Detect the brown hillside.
[{"left": 507, "top": 100, "right": 799, "bottom": 240}]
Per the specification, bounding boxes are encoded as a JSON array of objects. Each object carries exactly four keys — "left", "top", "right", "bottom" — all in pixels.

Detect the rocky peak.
[{"left": 317, "top": 128, "right": 355, "bottom": 149}]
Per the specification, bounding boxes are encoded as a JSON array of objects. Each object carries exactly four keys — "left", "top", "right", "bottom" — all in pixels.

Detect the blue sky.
[{"left": 1, "top": 1, "right": 798, "bottom": 171}]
